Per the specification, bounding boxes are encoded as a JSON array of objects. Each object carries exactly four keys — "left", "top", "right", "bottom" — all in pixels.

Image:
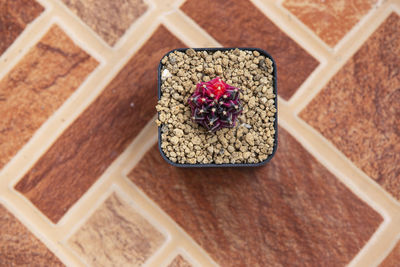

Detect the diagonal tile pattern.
[
  {"left": 283, "top": 0, "right": 378, "bottom": 47},
  {"left": 168, "top": 255, "right": 192, "bottom": 267},
  {"left": 0, "top": 204, "right": 63, "bottom": 266},
  {"left": 181, "top": 0, "right": 319, "bottom": 100},
  {"left": 0, "top": 0, "right": 44, "bottom": 56},
  {"left": 0, "top": 25, "right": 98, "bottom": 170},
  {"left": 68, "top": 192, "right": 165, "bottom": 267},
  {"left": 300, "top": 13, "right": 400, "bottom": 200},
  {"left": 128, "top": 127, "right": 383, "bottom": 266},
  {"left": 61, "top": 0, "right": 148, "bottom": 46},
  {"left": 15, "top": 26, "right": 185, "bottom": 223},
  {"left": 0, "top": 0, "right": 398, "bottom": 265}
]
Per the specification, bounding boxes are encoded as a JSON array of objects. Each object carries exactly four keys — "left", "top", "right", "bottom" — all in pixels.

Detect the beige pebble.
[
  {"left": 170, "top": 136, "right": 179, "bottom": 145},
  {"left": 245, "top": 133, "right": 255, "bottom": 146}
]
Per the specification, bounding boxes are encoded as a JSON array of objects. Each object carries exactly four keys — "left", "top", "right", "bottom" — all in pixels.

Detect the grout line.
[
  {"left": 278, "top": 98, "right": 400, "bottom": 217},
  {"left": 157, "top": 247, "right": 201, "bottom": 267},
  {"left": 162, "top": 10, "right": 221, "bottom": 47},
  {"left": 0, "top": 8, "right": 54, "bottom": 81},
  {"left": 115, "top": 177, "right": 220, "bottom": 267},
  {"left": 0, "top": 195, "right": 85, "bottom": 266},
  {"left": 251, "top": 0, "right": 332, "bottom": 60},
  {"left": 350, "top": 219, "right": 400, "bottom": 267},
  {"left": 288, "top": 1, "right": 395, "bottom": 113}
]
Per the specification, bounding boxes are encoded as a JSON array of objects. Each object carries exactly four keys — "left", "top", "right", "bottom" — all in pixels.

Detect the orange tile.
[
  {"left": 0, "top": 0, "right": 44, "bottom": 55},
  {"left": 128, "top": 127, "right": 382, "bottom": 266},
  {"left": 61, "top": 0, "right": 148, "bottom": 46},
  {"left": 380, "top": 241, "right": 400, "bottom": 267},
  {"left": 283, "top": 0, "right": 378, "bottom": 46},
  {"left": 300, "top": 13, "right": 400, "bottom": 200},
  {"left": 68, "top": 193, "right": 165, "bottom": 266},
  {"left": 168, "top": 255, "right": 192, "bottom": 267},
  {"left": 0, "top": 25, "right": 98, "bottom": 170},
  {"left": 181, "top": 0, "right": 319, "bottom": 100},
  {"left": 0, "top": 204, "right": 63, "bottom": 266},
  {"left": 15, "top": 26, "right": 184, "bottom": 223}
]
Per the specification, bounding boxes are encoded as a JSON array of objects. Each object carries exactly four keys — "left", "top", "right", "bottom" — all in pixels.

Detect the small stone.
[
  {"left": 213, "top": 51, "right": 222, "bottom": 58},
  {"left": 243, "top": 152, "right": 251, "bottom": 159},
  {"left": 170, "top": 136, "right": 179, "bottom": 145},
  {"left": 215, "top": 65, "right": 223, "bottom": 74},
  {"left": 207, "top": 146, "right": 214, "bottom": 154},
  {"left": 186, "top": 48, "right": 196, "bottom": 57},
  {"left": 227, "top": 145, "right": 235, "bottom": 153},
  {"left": 253, "top": 50, "right": 260, "bottom": 57},
  {"left": 193, "top": 136, "right": 201, "bottom": 145},
  {"left": 161, "top": 69, "right": 172, "bottom": 81},
  {"left": 173, "top": 128, "right": 184, "bottom": 137},
  {"left": 196, "top": 65, "right": 203, "bottom": 72},
  {"left": 206, "top": 55, "right": 213, "bottom": 62},
  {"left": 245, "top": 133, "right": 255, "bottom": 146}
]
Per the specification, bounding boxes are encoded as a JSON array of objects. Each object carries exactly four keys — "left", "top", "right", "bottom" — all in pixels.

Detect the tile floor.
[{"left": 0, "top": 0, "right": 399, "bottom": 266}]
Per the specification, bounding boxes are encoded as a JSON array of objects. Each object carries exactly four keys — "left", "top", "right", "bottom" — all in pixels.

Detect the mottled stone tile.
[
  {"left": 380, "top": 241, "right": 400, "bottom": 267},
  {"left": 0, "top": 0, "right": 44, "bottom": 55},
  {"left": 68, "top": 193, "right": 164, "bottom": 267},
  {"left": 181, "top": 0, "right": 318, "bottom": 100},
  {"left": 283, "top": 0, "right": 377, "bottom": 47},
  {"left": 300, "top": 13, "right": 400, "bottom": 200},
  {"left": 0, "top": 25, "right": 98, "bottom": 170},
  {"left": 0, "top": 204, "right": 63, "bottom": 266},
  {"left": 15, "top": 26, "right": 184, "bottom": 223},
  {"left": 128, "top": 127, "right": 382, "bottom": 266},
  {"left": 168, "top": 255, "right": 192, "bottom": 267},
  {"left": 62, "top": 0, "right": 148, "bottom": 46}
]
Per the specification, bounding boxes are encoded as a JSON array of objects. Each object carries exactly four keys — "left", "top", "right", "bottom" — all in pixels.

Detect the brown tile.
[
  {"left": 0, "top": 25, "right": 98, "bottom": 170},
  {"left": 0, "top": 204, "right": 63, "bottom": 266},
  {"left": 62, "top": 0, "right": 148, "bottom": 46},
  {"left": 68, "top": 192, "right": 164, "bottom": 267},
  {"left": 380, "top": 241, "right": 400, "bottom": 267},
  {"left": 15, "top": 26, "right": 184, "bottom": 223},
  {"left": 168, "top": 255, "right": 192, "bottom": 267},
  {"left": 0, "top": 0, "right": 44, "bottom": 55},
  {"left": 180, "top": 0, "right": 319, "bottom": 100},
  {"left": 128, "top": 127, "right": 382, "bottom": 266},
  {"left": 283, "top": 0, "right": 377, "bottom": 47},
  {"left": 300, "top": 13, "right": 400, "bottom": 200}
]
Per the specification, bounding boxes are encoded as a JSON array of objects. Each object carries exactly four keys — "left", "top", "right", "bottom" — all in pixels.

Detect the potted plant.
[{"left": 156, "top": 48, "right": 277, "bottom": 167}]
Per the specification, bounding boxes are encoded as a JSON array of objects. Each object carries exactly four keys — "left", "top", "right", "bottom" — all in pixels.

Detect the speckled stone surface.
[
  {"left": 283, "top": 0, "right": 377, "bottom": 46},
  {"left": 68, "top": 193, "right": 165, "bottom": 267},
  {"left": 0, "top": 25, "right": 98, "bottom": 170},
  {"left": 62, "top": 0, "right": 148, "bottom": 46},
  {"left": 15, "top": 26, "right": 184, "bottom": 223},
  {"left": 380, "top": 241, "right": 400, "bottom": 267},
  {"left": 0, "top": 204, "right": 63, "bottom": 266},
  {"left": 0, "top": 0, "right": 44, "bottom": 55},
  {"left": 168, "top": 255, "right": 192, "bottom": 267},
  {"left": 300, "top": 13, "right": 400, "bottom": 200},
  {"left": 181, "top": 0, "right": 319, "bottom": 100},
  {"left": 129, "top": 127, "right": 382, "bottom": 267}
]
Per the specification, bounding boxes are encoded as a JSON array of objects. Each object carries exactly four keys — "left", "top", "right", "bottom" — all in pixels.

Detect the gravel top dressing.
[{"left": 156, "top": 48, "right": 277, "bottom": 166}]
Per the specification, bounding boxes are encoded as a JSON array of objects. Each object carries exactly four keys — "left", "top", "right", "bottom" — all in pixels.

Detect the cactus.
[{"left": 188, "top": 77, "right": 242, "bottom": 132}]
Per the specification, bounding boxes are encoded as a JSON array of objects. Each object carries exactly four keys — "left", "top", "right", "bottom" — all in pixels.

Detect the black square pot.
[{"left": 157, "top": 47, "right": 278, "bottom": 167}]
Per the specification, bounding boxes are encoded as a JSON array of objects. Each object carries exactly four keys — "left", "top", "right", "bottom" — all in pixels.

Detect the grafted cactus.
[{"left": 188, "top": 77, "right": 243, "bottom": 132}]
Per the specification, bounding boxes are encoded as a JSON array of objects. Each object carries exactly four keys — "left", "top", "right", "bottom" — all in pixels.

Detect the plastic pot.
[{"left": 157, "top": 47, "right": 278, "bottom": 167}]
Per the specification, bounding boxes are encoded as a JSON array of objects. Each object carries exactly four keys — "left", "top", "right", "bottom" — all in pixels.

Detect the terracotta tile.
[
  {"left": 283, "top": 0, "right": 377, "bottom": 47},
  {"left": 0, "top": 204, "right": 63, "bottom": 266},
  {"left": 168, "top": 255, "right": 192, "bottom": 267},
  {"left": 300, "top": 13, "right": 400, "bottom": 200},
  {"left": 0, "top": 25, "right": 98, "bottom": 170},
  {"left": 68, "top": 192, "right": 164, "bottom": 267},
  {"left": 0, "top": 0, "right": 44, "bottom": 55},
  {"left": 380, "top": 241, "right": 400, "bottom": 267},
  {"left": 128, "top": 127, "right": 382, "bottom": 266},
  {"left": 62, "top": 0, "right": 148, "bottom": 46},
  {"left": 15, "top": 26, "right": 184, "bottom": 223},
  {"left": 180, "top": 0, "right": 319, "bottom": 100}
]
